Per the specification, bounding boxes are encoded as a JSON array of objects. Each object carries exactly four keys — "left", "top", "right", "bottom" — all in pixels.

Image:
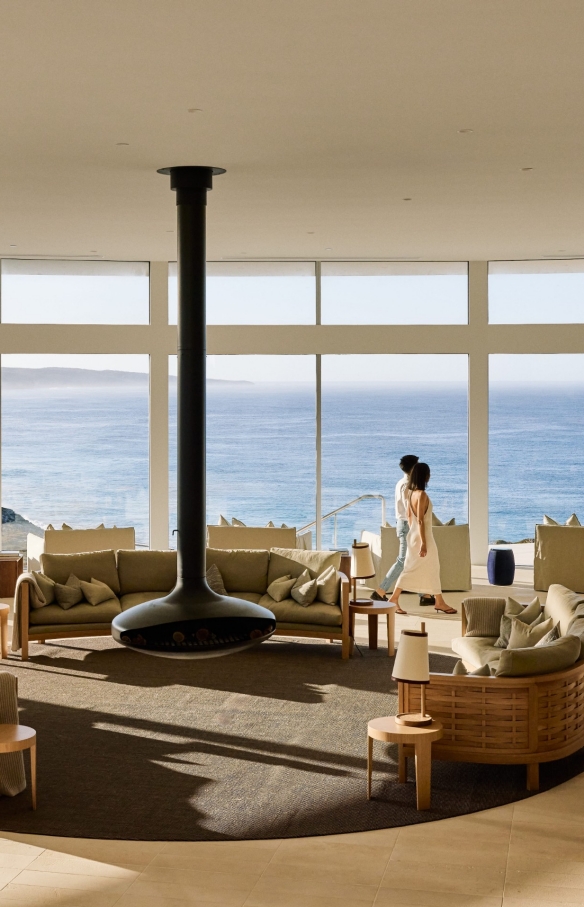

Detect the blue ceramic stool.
[{"left": 487, "top": 548, "right": 515, "bottom": 586}]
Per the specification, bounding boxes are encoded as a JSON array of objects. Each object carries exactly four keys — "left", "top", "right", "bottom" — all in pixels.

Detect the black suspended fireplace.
[{"left": 111, "top": 166, "right": 276, "bottom": 658}]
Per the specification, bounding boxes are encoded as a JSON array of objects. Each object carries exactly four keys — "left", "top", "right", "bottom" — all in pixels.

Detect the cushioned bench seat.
[
  {"left": 259, "top": 595, "right": 343, "bottom": 627},
  {"left": 451, "top": 635, "right": 501, "bottom": 668},
  {"left": 29, "top": 599, "right": 122, "bottom": 625}
]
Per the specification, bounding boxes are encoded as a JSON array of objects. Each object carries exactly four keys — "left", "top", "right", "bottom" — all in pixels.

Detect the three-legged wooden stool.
[
  {"left": 367, "top": 716, "right": 442, "bottom": 810},
  {"left": 0, "top": 725, "right": 37, "bottom": 809}
]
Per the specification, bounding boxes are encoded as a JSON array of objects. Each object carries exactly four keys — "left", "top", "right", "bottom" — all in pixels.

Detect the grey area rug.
[{"left": 0, "top": 636, "right": 580, "bottom": 840}]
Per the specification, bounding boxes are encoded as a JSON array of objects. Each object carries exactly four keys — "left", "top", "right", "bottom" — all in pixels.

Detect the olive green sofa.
[{"left": 12, "top": 546, "right": 350, "bottom": 659}]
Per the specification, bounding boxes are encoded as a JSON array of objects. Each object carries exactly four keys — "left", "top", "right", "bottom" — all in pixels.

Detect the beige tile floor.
[{"left": 2, "top": 571, "right": 582, "bottom": 907}]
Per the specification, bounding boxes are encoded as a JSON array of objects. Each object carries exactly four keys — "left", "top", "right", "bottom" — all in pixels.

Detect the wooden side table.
[
  {"left": 0, "top": 725, "right": 36, "bottom": 809},
  {"left": 0, "top": 603, "right": 9, "bottom": 659},
  {"left": 367, "top": 716, "right": 443, "bottom": 810},
  {"left": 0, "top": 556, "right": 23, "bottom": 598},
  {"left": 349, "top": 600, "right": 395, "bottom": 656}
]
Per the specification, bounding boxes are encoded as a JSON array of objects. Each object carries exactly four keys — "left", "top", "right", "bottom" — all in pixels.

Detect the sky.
[{"left": 3, "top": 263, "right": 584, "bottom": 382}]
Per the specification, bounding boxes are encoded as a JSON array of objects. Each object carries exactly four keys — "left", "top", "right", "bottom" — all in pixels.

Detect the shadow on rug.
[{"left": 0, "top": 636, "right": 580, "bottom": 840}]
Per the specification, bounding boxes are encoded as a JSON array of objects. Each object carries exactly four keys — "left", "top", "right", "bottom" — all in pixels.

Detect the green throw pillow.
[
  {"left": 54, "top": 574, "right": 83, "bottom": 610},
  {"left": 535, "top": 623, "right": 561, "bottom": 647},
  {"left": 267, "top": 574, "right": 296, "bottom": 602},
  {"left": 495, "top": 597, "right": 541, "bottom": 648},
  {"left": 508, "top": 616, "right": 553, "bottom": 650},
  {"left": 80, "top": 577, "right": 117, "bottom": 606},
  {"left": 291, "top": 569, "right": 318, "bottom": 606},
  {"left": 452, "top": 660, "right": 491, "bottom": 676},
  {"left": 206, "top": 564, "right": 227, "bottom": 596},
  {"left": 31, "top": 571, "right": 56, "bottom": 608},
  {"left": 316, "top": 565, "right": 340, "bottom": 605}
]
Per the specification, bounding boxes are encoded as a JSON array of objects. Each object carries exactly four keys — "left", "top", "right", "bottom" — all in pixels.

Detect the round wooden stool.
[
  {"left": 0, "top": 725, "right": 36, "bottom": 809},
  {"left": 349, "top": 600, "right": 395, "bottom": 656},
  {"left": 0, "top": 604, "right": 10, "bottom": 660},
  {"left": 367, "top": 716, "right": 442, "bottom": 810}
]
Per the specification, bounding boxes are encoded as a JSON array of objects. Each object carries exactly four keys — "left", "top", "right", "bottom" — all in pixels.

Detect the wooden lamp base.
[{"left": 395, "top": 712, "right": 433, "bottom": 727}]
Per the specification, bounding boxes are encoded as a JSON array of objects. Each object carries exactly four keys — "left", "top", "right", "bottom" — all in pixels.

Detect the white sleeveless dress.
[{"left": 396, "top": 493, "right": 442, "bottom": 595}]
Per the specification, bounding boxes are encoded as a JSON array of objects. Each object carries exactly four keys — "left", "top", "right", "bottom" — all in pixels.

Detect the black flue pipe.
[{"left": 111, "top": 166, "right": 275, "bottom": 658}]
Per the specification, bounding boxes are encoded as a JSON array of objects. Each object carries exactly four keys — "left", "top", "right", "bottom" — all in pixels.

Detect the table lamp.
[
  {"left": 392, "top": 622, "right": 432, "bottom": 727},
  {"left": 350, "top": 540, "right": 375, "bottom": 603}
]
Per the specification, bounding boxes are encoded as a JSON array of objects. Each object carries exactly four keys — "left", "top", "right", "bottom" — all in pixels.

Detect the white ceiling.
[{"left": 2, "top": 0, "right": 584, "bottom": 262}]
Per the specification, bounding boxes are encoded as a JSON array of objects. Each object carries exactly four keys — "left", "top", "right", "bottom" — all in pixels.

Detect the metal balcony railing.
[{"left": 299, "top": 494, "right": 387, "bottom": 548}]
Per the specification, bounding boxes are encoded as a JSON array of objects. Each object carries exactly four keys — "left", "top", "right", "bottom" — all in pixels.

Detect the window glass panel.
[
  {"left": 168, "top": 261, "right": 315, "bottom": 325},
  {"left": 1, "top": 260, "right": 149, "bottom": 324},
  {"left": 490, "top": 354, "right": 584, "bottom": 544},
  {"left": 170, "top": 355, "right": 316, "bottom": 547},
  {"left": 321, "top": 262, "right": 468, "bottom": 324},
  {"left": 489, "top": 260, "right": 584, "bottom": 323},
  {"left": 322, "top": 355, "right": 468, "bottom": 549},
  {"left": 2, "top": 354, "right": 149, "bottom": 550}
]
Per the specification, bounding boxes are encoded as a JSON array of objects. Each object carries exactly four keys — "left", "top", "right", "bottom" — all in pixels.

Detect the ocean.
[{"left": 3, "top": 382, "right": 584, "bottom": 550}]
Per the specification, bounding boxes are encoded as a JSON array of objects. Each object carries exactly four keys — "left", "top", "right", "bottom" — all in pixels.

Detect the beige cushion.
[
  {"left": 205, "top": 548, "right": 269, "bottom": 594},
  {"left": 227, "top": 592, "right": 263, "bottom": 604},
  {"left": 495, "top": 635, "right": 581, "bottom": 677},
  {"left": 267, "top": 575, "right": 296, "bottom": 602},
  {"left": 259, "top": 594, "right": 342, "bottom": 627},
  {"left": 120, "top": 592, "right": 162, "bottom": 610},
  {"left": 54, "top": 574, "right": 83, "bottom": 609},
  {"left": 206, "top": 564, "right": 227, "bottom": 595},
  {"left": 207, "top": 526, "right": 297, "bottom": 551},
  {"left": 567, "top": 615, "right": 584, "bottom": 658},
  {"left": 117, "top": 549, "right": 177, "bottom": 595},
  {"left": 534, "top": 525, "right": 584, "bottom": 592},
  {"left": 495, "top": 597, "right": 541, "bottom": 648},
  {"left": 41, "top": 549, "right": 120, "bottom": 594},
  {"left": 29, "top": 597, "right": 122, "bottom": 626},
  {"left": 451, "top": 636, "right": 501, "bottom": 669},
  {"left": 31, "top": 572, "right": 56, "bottom": 608},
  {"left": 566, "top": 513, "right": 581, "bottom": 527},
  {"left": 267, "top": 548, "right": 341, "bottom": 585},
  {"left": 80, "top": 578, "right": 117, "bottom": 606},
  {"left": 291, "top": 570, "right": 318, "bottom": 606},
  {"left": 452, "top": 660, "right": 491, "bottom": 676},
  {"left": 316, "top": 565, "right": 340, "bottom": 605},
  {"left": 535, "top": 623, "right": 561, "bottom": 646},
  {"left": 543, "top": 514, "right": 559, "bottom": 525},
  {"left": 508, "top": 616, "right": 553, "bottom": 649},
  {"left": 544, "top": 584, "right": 584, "bottom": 634},
  {"left": 464, "top": 597, "right": 506, "bottom": 637}
]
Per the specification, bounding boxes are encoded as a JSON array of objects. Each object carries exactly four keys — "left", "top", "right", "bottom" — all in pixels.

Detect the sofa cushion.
[
  {"left": 29, "top": 598, "right": 121, "bottom": 626},
  {"left": 206, "top": 564, "right": 227, "bottom": 595},
  {"left": 206, "top": 548, "right": 269, "bottom": 594},
  {"left": 508, "top": 615, "right": 553, "bottom": 649},
  {"left": 117, "top": 549, "right": 177, "bottom": 595},
  {"left": 451, "top": 636, "right": 501, "bottom": 669},
  {"left": 54, "top": 575, "right": 84, "bottom": 609},
  {"left": 228, "top": 592, "right": 263, "bottom": 604},
  {"left": 266, "top": 575, "right": 296, "bottom": 602},
  {"left": 567, "top": 616, "right": 584, "bottom": 658},
  {"left": 120, "top": 592, "right": 162, "bottom": 610},
  {"left": 544, "top": 584, "right": 584, "bottom": 635},
  {"left": 259, "top": 594, "right": 342, "bottom": 627},
  {"left": 495, "top": 597, "right": 541, "bottom": 648},
  {"left": 267, "top": 548, "right": 341, "bottom": 585},
  {"left": 41, "top": 550, "right": 121, "bottom": 595},
  {"left": 316, "top": 565, "right": 340, "bottom": 605},
  {"left": 32, "top": 572, "right": 56, "bottom": 607},
  {"left": 495, "top": 634, "right": 581, "bottom": 677},
  {"left": 80, "top": 578, "right": 117, "bottom": 606},
  {"left": 291, "top": 570, "right": 318, "bottom": 606},
  {"left": 464, "top": 597, "right": 506, "bottom": 637}
]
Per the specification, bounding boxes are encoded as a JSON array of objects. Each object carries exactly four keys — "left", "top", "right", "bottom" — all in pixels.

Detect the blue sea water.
[{"left": 3, "top": 382, "right": 584, "bottom": 550}]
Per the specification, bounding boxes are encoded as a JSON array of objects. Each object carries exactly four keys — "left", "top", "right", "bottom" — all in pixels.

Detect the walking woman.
[
  {"left": 372, "top": 454, "right": 418, "bottom": 601},
  {"left": 388, "top": 462, "right": 457, "bottom": 615}
]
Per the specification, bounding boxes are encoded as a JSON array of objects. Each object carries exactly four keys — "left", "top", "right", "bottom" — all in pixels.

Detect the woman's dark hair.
[
  {"left": 399, "top": 455, "right": 419, "bottom": 474},
  {"left": 407, "top": 462, "right": 430, "bottom": 492}
]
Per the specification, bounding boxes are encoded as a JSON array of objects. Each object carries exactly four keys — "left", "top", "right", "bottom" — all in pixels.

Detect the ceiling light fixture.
[
  {"left": 458, "top": 128, "right": 473, "bottom": 134},
  {"left": 324, "top": 247, "right": 333, "bottom": 252},
  {"left": 9, "top": 244, "right": 16, "bottom": 247},
  {"left": 521, "top": 167, "right": 533, "bottom": 171},
  {"left": 116, "top": 142, "right": 129, "bottom": 146},
  {"left": 307, "top": 231, "right": 314, "bottom": 234},
  {"left": 188, "top": 108, "right": 203, "bottom": 113},
  {"left": 403, "top": 198, "right": 412, "bottom": 201}
]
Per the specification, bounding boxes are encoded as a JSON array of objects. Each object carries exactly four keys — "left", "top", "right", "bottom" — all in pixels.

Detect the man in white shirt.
[{"left": 372, "top": 455, "right": 419, "bottom": 601}]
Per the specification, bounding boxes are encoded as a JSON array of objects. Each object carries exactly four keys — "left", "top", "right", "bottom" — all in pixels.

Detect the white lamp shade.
[
  {"left": 351, "top": 541, "right": 375, "bottom": 579},
  {"left": 392, "top": 629, "right": 430, "bottom": 683}
]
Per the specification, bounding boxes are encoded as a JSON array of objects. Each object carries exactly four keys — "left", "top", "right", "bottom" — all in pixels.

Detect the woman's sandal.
[
  {"left": 434, "top": 604, "right": 458, "bottom": 615},
  {"left": 394, "top": 606, "right": 407, "bottom": 615}
]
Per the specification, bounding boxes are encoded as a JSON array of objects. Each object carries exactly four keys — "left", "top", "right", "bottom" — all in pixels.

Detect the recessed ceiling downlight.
[{"left": 458, "top": 128, "right": 473, "bottom": 134}]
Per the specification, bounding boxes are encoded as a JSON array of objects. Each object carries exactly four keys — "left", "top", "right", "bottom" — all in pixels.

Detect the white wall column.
[
  {"left": 468, "top": 261, "right": 489, "bottom": 565},
  {"left": 149, "top": 262, "right": 170, "bottom": 549}
]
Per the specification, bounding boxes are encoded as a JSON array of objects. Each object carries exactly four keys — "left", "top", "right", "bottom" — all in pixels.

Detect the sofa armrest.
[
  {"left": 461, "top": 596, "right": 506, "bottom": 637},
  {"left": 13, "top": 573, "right": 37, "bottom": 658}
]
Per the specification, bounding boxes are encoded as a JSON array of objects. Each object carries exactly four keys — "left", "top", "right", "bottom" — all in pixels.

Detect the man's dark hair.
[{"left": 399, "top": 455, "right": 419, "bottom": 474}]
